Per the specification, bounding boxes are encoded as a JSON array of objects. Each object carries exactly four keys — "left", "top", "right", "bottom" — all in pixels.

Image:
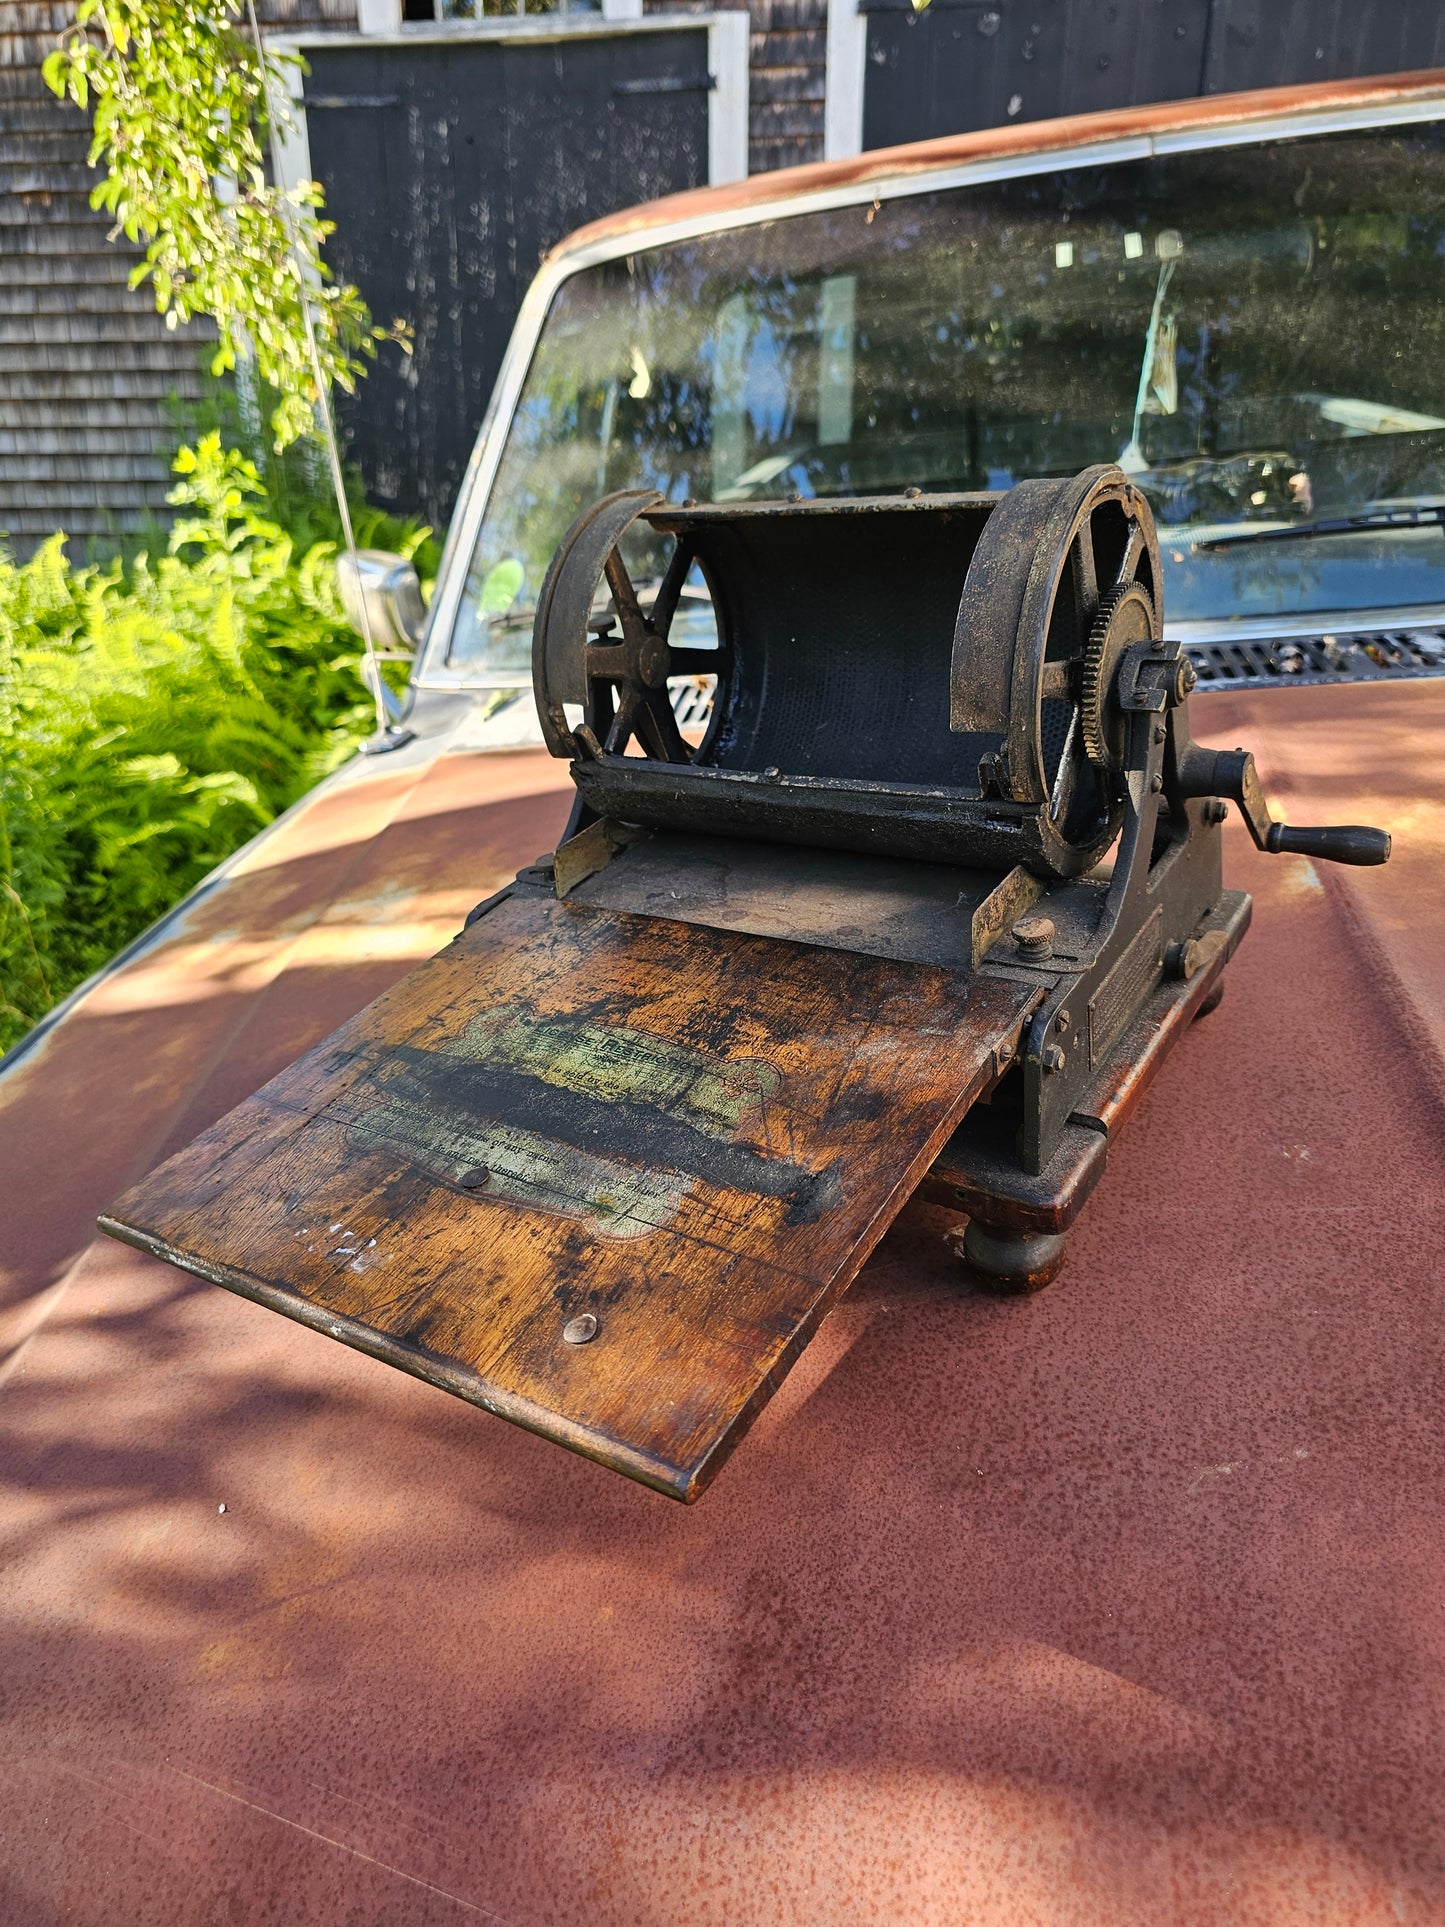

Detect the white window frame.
[
  {"left": 360, "top": 1, "right": 644, "bottom": 25},
  {"left": 823, "top": 0, "right": 865, "bottom": 161}
]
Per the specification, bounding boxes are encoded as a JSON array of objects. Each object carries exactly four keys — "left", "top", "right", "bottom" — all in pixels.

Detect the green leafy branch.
[{"left": 43, "top": 0, "right": 406, "bottom": 449}]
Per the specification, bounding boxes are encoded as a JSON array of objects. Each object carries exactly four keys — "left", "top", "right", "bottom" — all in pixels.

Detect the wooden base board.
[{"left": 101, "top": 894, "right": 1037, "bottom": 1500}]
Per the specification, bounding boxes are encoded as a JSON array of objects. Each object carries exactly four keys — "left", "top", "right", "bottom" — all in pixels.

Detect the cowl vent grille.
[{"left": 1189, "top": 629, "right": 1445, "bottom": 689}]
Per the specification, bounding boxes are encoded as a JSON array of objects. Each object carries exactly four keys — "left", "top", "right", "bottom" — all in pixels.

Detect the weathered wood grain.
[{"left": 102, "top": 894, "right": 1036, "bottom": 1500}]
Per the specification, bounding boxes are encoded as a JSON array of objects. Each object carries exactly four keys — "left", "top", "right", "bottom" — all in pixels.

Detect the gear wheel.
[{"left": 1080, "top": 583, "right": 1157, "bottom": 770}]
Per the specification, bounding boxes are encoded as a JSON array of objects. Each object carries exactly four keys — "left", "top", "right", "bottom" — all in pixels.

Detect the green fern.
[{"left": 0, "top": 433, "right": 431, "bottom": 1055}]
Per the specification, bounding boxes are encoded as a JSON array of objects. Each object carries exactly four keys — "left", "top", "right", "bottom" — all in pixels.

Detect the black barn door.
[
  {"left": 861, "top": 0, "right": 1445, "bottom": 157},
  {"left": 303, "top": 28, "right": 713, "bottom": 525}
]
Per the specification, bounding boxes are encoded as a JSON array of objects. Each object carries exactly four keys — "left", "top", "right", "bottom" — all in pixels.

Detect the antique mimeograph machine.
[{"left": 104, "top": 467, "right": 1390, "bottom": 1501}]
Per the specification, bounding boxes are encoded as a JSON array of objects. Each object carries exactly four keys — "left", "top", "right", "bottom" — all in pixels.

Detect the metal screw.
[
  {"left": 562, "top": 1313, "right": 599, "bottom": 1345},
  {"left": 1153, "top": 724, "right": 1166, "bottom": 744},
  {"left": 1150, "top": 773, "right": 1164, "bottom": 793},
  {"left": 763, "top": 766, "right": 780, "bottom": 779},
  {"left": 1041, "top": 1044, "right": 1067, "bottom": 1074},
  {"left": 1011, "top": 914, "right": 1055, "bottom": 958},
  {"left": 460, "top": 1167, "right": 491, "bottom": 1190},
  {"left": 1166, "top": 938, "right": 1203, "bottom": 981},
  {"left": 1207, "top": 799, "right": 1229, "bottom": 824},
  {"left": 1152, "top": 638, "right": 1166, "bottom": 652},
  {"left": 1055, "top": 1009, "right": 1070, "bottom": 1032}
]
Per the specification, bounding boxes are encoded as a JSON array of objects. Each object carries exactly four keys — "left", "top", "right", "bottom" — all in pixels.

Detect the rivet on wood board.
[{"left": 563, "top": 1313, "right": 599, "bottom": 1345}]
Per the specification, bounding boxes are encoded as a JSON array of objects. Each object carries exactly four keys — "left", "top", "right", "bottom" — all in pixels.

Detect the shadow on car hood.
[{"left": 1, "top": 685, "right": 1443, "bottom": 1924}]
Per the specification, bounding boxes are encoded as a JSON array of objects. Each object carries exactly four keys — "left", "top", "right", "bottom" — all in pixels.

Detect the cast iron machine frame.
[{"left": 527, "top": 464, "right": 1390, "bottom": 1289}]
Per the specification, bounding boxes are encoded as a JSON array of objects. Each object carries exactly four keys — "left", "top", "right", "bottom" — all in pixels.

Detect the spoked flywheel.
[
  {"left": 952, "top": 463, "right": 1162, "bottom": 874},
  {"left": 532, "top": 489, "right": 723, "bottom": 764}
]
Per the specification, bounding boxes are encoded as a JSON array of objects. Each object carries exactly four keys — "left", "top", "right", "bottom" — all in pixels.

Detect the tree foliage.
[{"left": 42, "top": 0, "right": 400, "bottom": 448}]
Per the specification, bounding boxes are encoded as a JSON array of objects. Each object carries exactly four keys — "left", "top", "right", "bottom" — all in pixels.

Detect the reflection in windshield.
[{"left": 449, "top": 122, "right": 1445, "bottom": 672}]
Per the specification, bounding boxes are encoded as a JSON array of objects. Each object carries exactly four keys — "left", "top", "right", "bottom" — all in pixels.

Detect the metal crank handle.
[
  {"left": 1262, "top": 822, "right": 1392, "bottom": 865},
  {"left": 1175, "top": 745, "right": 1391, "bottom": 867}
]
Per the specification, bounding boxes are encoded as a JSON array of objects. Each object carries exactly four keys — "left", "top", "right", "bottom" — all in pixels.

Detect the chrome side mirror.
[{"left": 336, "top": 549, "right": 426, "bottom": 653}]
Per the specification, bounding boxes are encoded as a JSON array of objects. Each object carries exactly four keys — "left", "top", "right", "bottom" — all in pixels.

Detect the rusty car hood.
[{"left": 2, "top": 684, "right": 1444, "bottom": 1923}]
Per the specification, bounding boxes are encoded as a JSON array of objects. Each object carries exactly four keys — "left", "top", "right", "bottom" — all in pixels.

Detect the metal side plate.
[{"left": 569, "top": 829, "right": 1020, "bottom": 969}]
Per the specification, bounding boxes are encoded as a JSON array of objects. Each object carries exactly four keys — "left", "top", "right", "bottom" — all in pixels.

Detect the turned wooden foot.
[{"left": 959, "top": 1219, "right": 1069, "bottom": 1294}]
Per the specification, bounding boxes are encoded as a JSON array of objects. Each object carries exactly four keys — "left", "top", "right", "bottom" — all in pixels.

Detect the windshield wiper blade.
[{"left": 1195, "top": 505, "right": 1445, "bottom": 552}]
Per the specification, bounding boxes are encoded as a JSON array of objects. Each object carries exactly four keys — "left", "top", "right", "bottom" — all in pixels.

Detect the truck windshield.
[{"left": 447, "top": 118, "right": 1445, "bottom": 674}]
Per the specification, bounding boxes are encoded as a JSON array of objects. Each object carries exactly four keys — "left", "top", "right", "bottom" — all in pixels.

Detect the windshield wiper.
[{"left": 1195, "top": 504, "right": 1445, "bottom": 552}]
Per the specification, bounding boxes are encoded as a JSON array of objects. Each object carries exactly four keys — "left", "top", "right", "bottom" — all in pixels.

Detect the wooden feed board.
[{"left": 102, "top": 895, "right": 1035, "bottom": 1499}]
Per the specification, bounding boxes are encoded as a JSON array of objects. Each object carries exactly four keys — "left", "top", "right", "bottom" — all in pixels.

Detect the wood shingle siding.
[
  {"left": 0, "top": 0, "right": 356, "bottom": 555},
  {"left": 747, "top": 0, "right": 826, "bottom": 171},
  {"left": 643, "top": 0, "right": 827, "bottom": 172}
]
